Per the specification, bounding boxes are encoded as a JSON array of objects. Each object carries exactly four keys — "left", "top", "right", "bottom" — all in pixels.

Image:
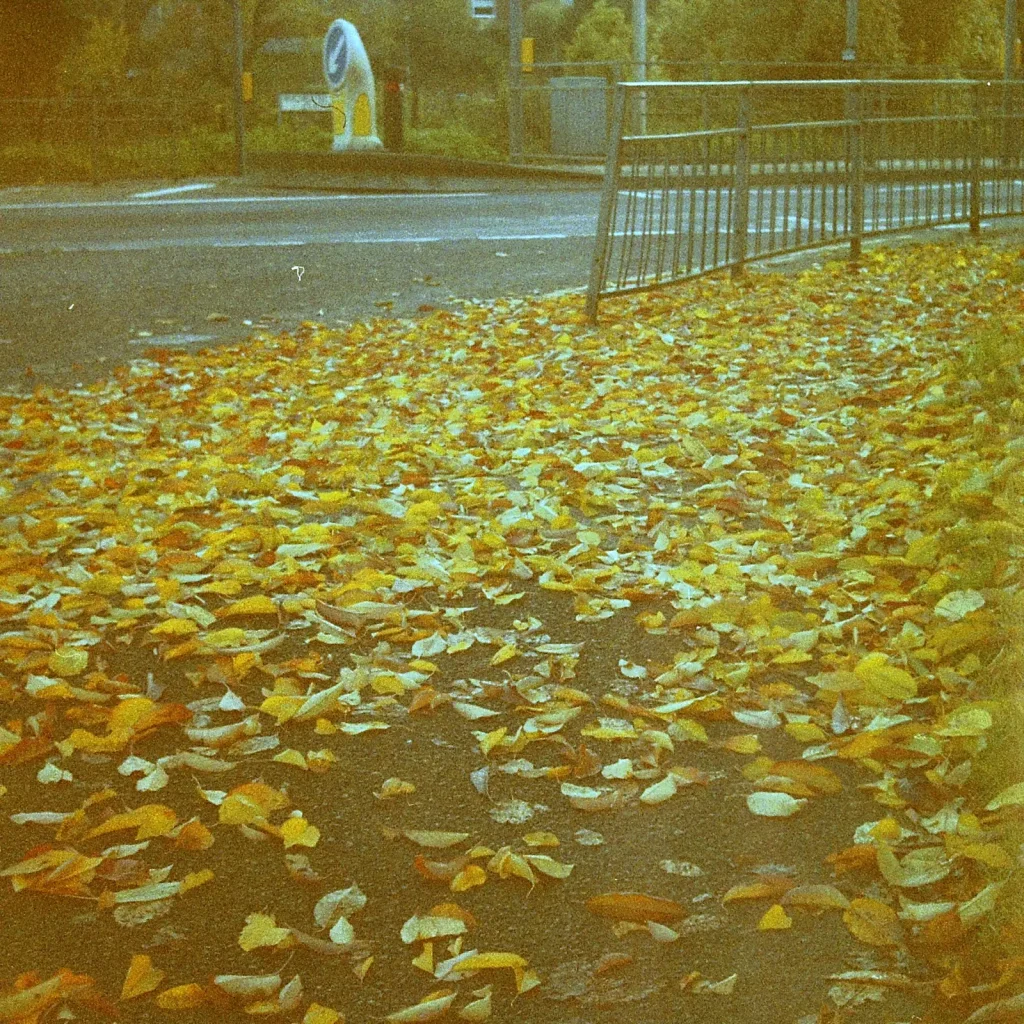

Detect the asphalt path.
[{"left": 0, "top": 180, "right": 605, "bottom": 389}]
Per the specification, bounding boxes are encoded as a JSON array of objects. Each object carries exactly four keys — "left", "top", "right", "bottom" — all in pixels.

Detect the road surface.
[{"left": 0, "top": 180, "right": 604, "bottom": 389}]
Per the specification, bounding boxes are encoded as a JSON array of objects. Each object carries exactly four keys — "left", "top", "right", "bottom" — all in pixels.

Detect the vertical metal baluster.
[
  {"left": 587, "top": 84, "right": 626, "bottom": 319},
  {"left": 782, "top": 128, "right": 792, "bottom": 249},
  {"left": 711, "top": 132, "right": 723, "bottom": 269},
  {"left": 701, "top": 133, "right": 712, "bottom": 272},
  {"left": 730, "top": 85, "right": 751, "bottom": 276},
  {"left": 686, "top": 135, "right": 699, "bottom": 275}
]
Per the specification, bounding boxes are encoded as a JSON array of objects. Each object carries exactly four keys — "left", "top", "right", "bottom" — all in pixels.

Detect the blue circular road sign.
[{"left": 323, "top": 22, "right": 349, "bottom": 89}]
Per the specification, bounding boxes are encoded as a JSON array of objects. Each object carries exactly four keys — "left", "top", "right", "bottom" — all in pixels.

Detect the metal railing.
[{"left": 586, "top": 79, "right": 1024, "bottom": 319}]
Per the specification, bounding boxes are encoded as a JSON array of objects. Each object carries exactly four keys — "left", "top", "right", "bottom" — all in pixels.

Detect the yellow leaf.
[
  {"left": 853, "top": 653, "right": 917, "bottom": 702},
  {"left": 522, "top": 832, "right": 559, "bottom": 848},
  {"left": 785, "top": 722, "right": 828, "bottom": 742},
  {"left": 121, "top": 954, "right": 165, "bottom": 1000},
  {"left": 155, "top": 983, "right": 206, "bottom": 1009},
  {"left": 758, "top": 904, "right": 792, "bottom": 930},
  {"left": 218, "top": 595, "right": 278, "bottom": 618},
  {"left": 450, "top": 864, "right": 487, "bottom": 892},
  {"left": 474, "top": 728, "right": 507, "bottom": 757},
  {"left": 843, "top": 898, "right": 902, "bottom": 946},
  {"left": 180, "top": 869, "right": 214, "bottom": 894},
  {"left": 47, "top": 646, "right": 89, "bottom": 677},
  {"left": 85, "top": 804, "right": 177, "bottom": 841},
  {"left": 723, "top": 733, "right": 761, "bottom": 754},
  {"left": 273, "top": 749, "right": 308, "bottom": 769},
  {"left": 303, "top": 1004, "right": 342, "bottom": 1024},
  {"left": 281, "top": 815, "right": 320, "bottom": 849},
  {"left": 452, "top": 952, "right": 528, "bottom": 973},
  {"left": 412, "top": 943, "right": 434, "bottom": 973},
  {"left": 522, "top": 854, "right": 574, "bottom": 879},
  {"left": 490, "top": 644, "right": 518, "bottom": 666},
  {"left": 781, "top": 884, "right": 850, "bottom": 912},
  {"left": 204, "top": 627, "right": 247, "bottom": 648},
  {"left": 377, "top": 778, "right": 416, "bottom": 799},
  {"left": 149, "top": 618, "right": 199, "bottom": 637},
  {"left": 238, "top": 913, "right": 291, "bottom": 952}
]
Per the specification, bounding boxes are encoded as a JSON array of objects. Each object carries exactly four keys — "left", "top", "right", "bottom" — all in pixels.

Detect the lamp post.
[
  {"left": 508, "top": 0, "right": 524, "bottom": 163},
  {"left": 842, "top": 0, "right": 857, "bottom": 67},
  {"left": 1006, "top": 0, "right": 1018, "bottom": 80},
  {"left": 231, "top": 0, "right": 245, "bottom": 176},
  {"left": 633, "top": 0, "right": 647, "bottom": 133}
]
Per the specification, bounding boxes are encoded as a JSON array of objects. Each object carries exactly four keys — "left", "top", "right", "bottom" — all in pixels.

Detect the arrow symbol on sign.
[
  {"left": 292, "top": 266, "right": 305, "bottom": 282},
  {"left": 328, "top": 33, "right": 346, "bottom": 75}
]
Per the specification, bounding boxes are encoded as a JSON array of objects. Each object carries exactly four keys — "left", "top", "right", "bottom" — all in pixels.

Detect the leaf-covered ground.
[{"left": 1, "top": 242, "right": 1022, "bottom": 1024}]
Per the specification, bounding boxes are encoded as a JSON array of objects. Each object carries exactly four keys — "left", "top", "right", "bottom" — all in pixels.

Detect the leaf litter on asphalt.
[{"left": 0, "top": 241, "right": 1022, "bottom": 1022}]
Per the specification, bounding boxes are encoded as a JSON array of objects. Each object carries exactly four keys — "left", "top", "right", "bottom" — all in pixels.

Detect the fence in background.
[{"left": 585, "top": 79, "right": 1024, "bottom": 319}]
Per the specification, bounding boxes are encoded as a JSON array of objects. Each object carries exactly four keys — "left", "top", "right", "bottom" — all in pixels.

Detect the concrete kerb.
[{"left": 245, "top": 151, "right": 604, "bottom": 193}]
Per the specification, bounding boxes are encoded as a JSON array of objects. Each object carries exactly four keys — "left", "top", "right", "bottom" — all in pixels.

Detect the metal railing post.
[
  {"left": 586, "top": 84, "right": 627, "bottom": 322},
  {"left": 730, "top": 85, "right": 751, "bottom": 277},
  {"left": 849, "top": 79, "right": 864, "bottom": 259},
  {"left": 970, "top": 81, "right": 982, "bottom": 235}
]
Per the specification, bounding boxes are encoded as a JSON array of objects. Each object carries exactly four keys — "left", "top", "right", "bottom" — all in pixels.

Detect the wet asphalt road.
[{"left": 0, "top": 178, "right": 604, "bottom": 390}]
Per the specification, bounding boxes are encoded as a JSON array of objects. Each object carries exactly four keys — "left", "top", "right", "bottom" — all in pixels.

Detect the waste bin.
[
  {"left": 381, "top": 64, "right": 405, "bottom": 152},
  {"left": 550, "top": 76, "right": 608, "bottom": 157}
]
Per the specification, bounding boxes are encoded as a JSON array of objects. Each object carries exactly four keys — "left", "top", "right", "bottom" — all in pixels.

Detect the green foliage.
[
  {"left": 525, "top": 0, "right": 573, "bottom": 62},
  {"left": 564, "top": 0, "right": 631, "bottom": 65},
  {"left": 405, "top": 123, "right": 503, "bottom": 161},
  {"left": 653, "top": 0, "right": 906, "bottom": 70},
  {"left": 59, "top": 16, "right": 132, "bottom": 93},
  {"left": 789, "top": 0, "right": 906, "bottom": 66}
]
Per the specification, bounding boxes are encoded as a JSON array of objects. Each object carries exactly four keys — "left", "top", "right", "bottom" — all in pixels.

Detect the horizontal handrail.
[{"left": 616, "top": 78, "right": 1013, "bottom": 89}]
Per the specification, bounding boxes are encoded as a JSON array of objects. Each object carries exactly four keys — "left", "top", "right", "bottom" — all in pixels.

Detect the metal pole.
[
  {"left": 633, "top": 0, "right": 647, "bottom": 133},
  {"left": 970, "top": 82, "right": 982, "bottom": 235},
  {"left": 730, "top": 86, "right": 751, "bottom": 277},
  {"left": 849, "top": 81, "right": 864, "bottom": 259},
  {"left": 231, "top": 0, "right": 246, "bottom": 177},
  {"left": 843, "top": 0, "right": 858, "bottom": 64},
  {"left": 1006, "top": 0, "right": 1018, "bottom": 80},
  {"left": 586, "top": 85, "right": 627, "bottom": 322},
  {"left": 508, "top": 0, "right": 524, "bottom": 164}
]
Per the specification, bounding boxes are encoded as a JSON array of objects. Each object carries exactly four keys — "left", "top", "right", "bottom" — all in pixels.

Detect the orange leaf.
[{"left": 585, "top": 891, "right": 686, "bottom": 923}]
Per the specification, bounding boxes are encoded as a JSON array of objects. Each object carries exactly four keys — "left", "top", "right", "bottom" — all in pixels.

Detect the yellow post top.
[{"left": 521, "top": 37, "right": 534, "bottom": 73}]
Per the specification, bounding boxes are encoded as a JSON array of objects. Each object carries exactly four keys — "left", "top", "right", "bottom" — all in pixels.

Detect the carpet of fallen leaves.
[{"left": 1, "top": 240, "right": 1023, "bottom": 1024}]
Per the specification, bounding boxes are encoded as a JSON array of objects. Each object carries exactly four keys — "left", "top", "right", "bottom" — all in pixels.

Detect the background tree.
[
  {"left": 524, "top": 0, "right": 573, "bottom": 63},
  {"left": 564, "top": 0, "right": 632, "bottom": 65}
]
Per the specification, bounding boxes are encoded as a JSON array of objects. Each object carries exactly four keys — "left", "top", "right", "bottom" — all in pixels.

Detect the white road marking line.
[
  {"left": 478, "top": 233, "right": 569, "bottom": 240},
  {"left": 128, "top": 333, "right": 216, "bottom": 346},
  {"left": 132, "top": 183, "right": 216, "bottom": 198},
  {"left": 0, "top": 193, "right": 492, "bottom": 211}
]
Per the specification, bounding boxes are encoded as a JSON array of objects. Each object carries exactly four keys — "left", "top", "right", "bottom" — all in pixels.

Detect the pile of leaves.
[{"left": 0, "top": 241, "right": 1022, "bottom": 1023}]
